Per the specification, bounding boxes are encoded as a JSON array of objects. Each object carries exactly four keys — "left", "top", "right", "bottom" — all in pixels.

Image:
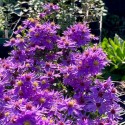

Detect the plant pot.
[{"left": 0, "top": 38, "right": 11, "bottom": 58}]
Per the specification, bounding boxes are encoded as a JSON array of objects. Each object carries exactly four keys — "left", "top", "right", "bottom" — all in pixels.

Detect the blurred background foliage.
[{"left": 0, "top": 0, "right": 107, "bottom": 38}]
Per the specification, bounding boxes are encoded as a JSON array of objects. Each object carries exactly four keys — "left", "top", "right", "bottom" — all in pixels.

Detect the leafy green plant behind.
[{"left": 101, "top": 34, "right": 125, "bottom": 81}]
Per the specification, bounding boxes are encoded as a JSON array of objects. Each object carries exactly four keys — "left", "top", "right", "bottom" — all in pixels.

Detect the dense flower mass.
[
  {"left": 0, "top": 5, "right": 121, "bottom": 124},
  {"left": 63, "top": 23, "right": 98, "bottom": 47}
]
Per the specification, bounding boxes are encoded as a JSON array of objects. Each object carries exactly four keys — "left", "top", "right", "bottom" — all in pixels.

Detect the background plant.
[
  {"left": 101, "top": 34, "right": 125, "bottom": 81},
  {"left": 0, "top": 6, "right": 5, "bottom": 37},
  {"left": 0, "top": 0, "right": 107, "bottom": 37}
]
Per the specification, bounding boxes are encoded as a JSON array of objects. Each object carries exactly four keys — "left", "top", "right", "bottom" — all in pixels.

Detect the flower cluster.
[
  {"left": 39, "top": 3, "right": 60, "bottom": 19},
  {"left": 63, "top": 23, "right": 98, "bottom": 47},
  {"left": 0, "top": 10, "right": 121, "bottom": 125}
]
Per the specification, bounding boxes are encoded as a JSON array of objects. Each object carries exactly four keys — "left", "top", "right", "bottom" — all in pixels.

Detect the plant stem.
[{"left": 10, "top": 17, "right": 21, "bottom": 38}]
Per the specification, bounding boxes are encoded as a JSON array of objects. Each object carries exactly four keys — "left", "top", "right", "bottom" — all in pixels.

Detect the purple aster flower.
[
  {"left": 57, "top": 36, "right": 76, "bottom": 49},
  {"left": 56, "top": 118, "right": 73, "bottom": 125},
  {"left": 63, "top": 23, "right": 97, "bottom": 47},
  {"left": 38, "top": 116, "right": 54, "bottom": 125},
  {"left": 107, "top": 103, "right": 121, "bottom": 120},
  {"left": 43, "top": 3, "right": 60, "bottom": 15},
  {"left": 86, "top": 99, "right": 108, "bottom": 115},
  {"left": 29, "top": 26, "right": 43, "bottom": 44},
  {"left": 14, "top": 73, "right": 39, "bottom": 99},
  {"left": 74, "top": 93, "right": 89, "bottom": 105},
  {"left": 77, "top": 116, "right": 93, "bottom": 125},
  {"left": 39, "top": 12, "right": 46, "bottom": 19},
  {"left": 33, "top": 90, "right": 54, "bottom": 109},
  {"left": 23, "top": 18, "right": 39, "bottom": 28},
  {"left": 27, "top": 22, "right": 59, "bottom": 50},
  {"left": 58, "top": 98, "right": 83, "bottom": 116},
  {"left": 10, "top": 113, "right": 37, "bottom": 125},
  {"left": 0, "top": 6, "right": 121, "bottom": 125},
  {"left": 39, "top": 76, "right": 50, "bottom": 89},
  {"left": 93, "top": 118, "right": 119, "bottom": 125},
  {"left": 77, "top": 45, "right": 108, "bottom": 76}
]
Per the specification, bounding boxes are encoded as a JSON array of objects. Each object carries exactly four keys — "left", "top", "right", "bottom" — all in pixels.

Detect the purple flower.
[
  {"left": 14, "top": 73, "right": 39, "bottom": 99},
  {"left": 57, "top": 36, "right": 76, "bottom": 49},
  {"left": 58, "top": 99, "right": 83, "bottom": 116},
  {"left": 63, "top": 23, "right": 96, "bottom": 47},
  {"left": 0, "top": 6, "right": 120, "bottom": 124},
  {"left": 10, "top": 112, "right": 37, "bottom": 125},
  {"left": 77, "top": 45, "right": 108, "bottom": 76},
  {"left": 0, "top": 82, "right": 4, "bottom": 98},
  {"left": 38, "top": 116, "right": 55, "bottom": 125},
  {"left": 107, "top": 103, "right": 121, "bottom": 120},
  {"left": 39, "top": 12, "right": 46, "bottom": 19},
  {"left": 23, "top": 18, "right": 38, "bottom": 28},
  {"left": 43, "top": 3, "right": 60, "bottom": 15},
  {"left": 33, "top": 90, "right": 55, "bottom": 109}
]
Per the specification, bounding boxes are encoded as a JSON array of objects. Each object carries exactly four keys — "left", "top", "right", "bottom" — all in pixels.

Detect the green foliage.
[
  {"left": 0, "top": 4, "right": 15, "bottom": 38},
  {"left": 82, "top": 0, "right": 107, "bottom": 21},
  {"left": 25, "top": 0, "right": 107, "bottom": 33},
  {"left": 101, "top": 34, "right": 125, "bottom": 81},
  {"left": 1, "top": 0, "right": 17, "bottom": 4},
  {"left": 0, "top": 6, "right": 4, "bottom": 31},
  {"left": 0, "top": 0, "right": 107, "bottom": 38}
]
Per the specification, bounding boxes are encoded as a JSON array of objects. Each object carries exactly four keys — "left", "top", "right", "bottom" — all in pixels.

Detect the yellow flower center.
[
  {"left": 28, "top": 18, "right": 35, "bottom": 23},
  {"left": 50, "top": 119, "right": 54, "bottom": 123},
  {"left": 33, "top": 81, "right": 38, "bottom": 87},
  {"left": 39, "top": 98, "right": 46, "bottom": 104},
  {"left": 24, "top": 121, "right": 31, "bottom": 125},
  {"left": 16, "top": 34, "right": 21, "bottom": 38},
  {"left": 18, "top": 26, "right": 22, "bottom": 30},
  {"left": 42, "top": 116, "right": 47, "bottom": 121},
  {"left": 51, "top": 22, "right": 55, "bottom": 26},
  {"left": 17, "top": 80, "right": 23, "bottom": 86},
  {"left": 68, "top": 100, "right": 76, "bottom": 107},
  {"left": 26, "top": 63, "right": 30, "bottom": 67},
  {"left": 47, "top": 40, "right": 51, "bottom": 43},
  {"left": 41, "top": 80, "right": 46, "bottom": 84},
  {"left": 5, "top": 112, "right": 10, "bottom": 116},
  {"left": 94, "top": 60, "right": 99, "bottom": 66}
]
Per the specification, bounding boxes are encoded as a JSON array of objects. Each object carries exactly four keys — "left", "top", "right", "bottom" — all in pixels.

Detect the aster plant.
[{"left": 0, "top": 3, "right": 121, "bottom": 125}]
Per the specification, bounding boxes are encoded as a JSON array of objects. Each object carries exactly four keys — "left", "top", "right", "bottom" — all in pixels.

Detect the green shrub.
[{"left": 101, "top": 34, "right": 125, "bottom": 81}]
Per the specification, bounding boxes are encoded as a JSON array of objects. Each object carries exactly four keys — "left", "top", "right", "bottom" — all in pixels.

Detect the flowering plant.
[{"left": 0, "top": 4, "right": 121, "bottom": 125}]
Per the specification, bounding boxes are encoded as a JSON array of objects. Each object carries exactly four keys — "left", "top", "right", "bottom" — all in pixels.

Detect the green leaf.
[
  {"left": 122, "top": 76, "right": 125, "bottom": 80},
  {"left": 101, "top": 37, "right": 108, "bottom": 49},
  {"left": 109, "top": 38, "right": 118, "bottom": 50},
  {"left": 114, "top": 35, "right": 120, "bottom": 46},
  {"left": 109, "top": 65, "right": 118, "bottom": 72},
  {"left": 116, "top": 47, "right": 124, "bottom": 60},
  {"left": 122, "top": 42, "right": 125, "bottom": 59},
  {"left": 111, "top": 74, "right": 122, "bottom": 81}
]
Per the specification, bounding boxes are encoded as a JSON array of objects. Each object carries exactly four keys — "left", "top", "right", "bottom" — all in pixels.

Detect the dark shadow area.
[{"left": 103, "top": 0, "right": 125, "bottom": 39}]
